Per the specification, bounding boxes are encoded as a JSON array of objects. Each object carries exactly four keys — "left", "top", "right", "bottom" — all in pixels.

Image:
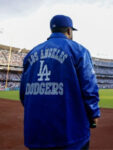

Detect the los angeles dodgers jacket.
[{"left": 20, "top": 33, "right": 100, "bottom": 149}]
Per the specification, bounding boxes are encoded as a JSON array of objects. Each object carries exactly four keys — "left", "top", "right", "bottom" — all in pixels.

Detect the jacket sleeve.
[{"left": 76, "top": 48, "right": 100, "bottom": 120}]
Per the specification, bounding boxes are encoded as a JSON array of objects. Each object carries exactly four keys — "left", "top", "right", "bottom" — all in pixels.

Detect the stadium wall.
[{"left": 0, "top": 44, "right": 113, "bottom": 90}]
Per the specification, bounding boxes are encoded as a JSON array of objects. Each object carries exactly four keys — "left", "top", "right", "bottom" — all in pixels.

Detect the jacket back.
[{"left": 20, "top": 33, "right": 100, "bottom": 148}]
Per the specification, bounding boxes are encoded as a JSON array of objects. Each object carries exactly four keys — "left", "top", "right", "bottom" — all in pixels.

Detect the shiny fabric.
[{"left": 20, "top": 33, "right": 100, "bottom": 149}]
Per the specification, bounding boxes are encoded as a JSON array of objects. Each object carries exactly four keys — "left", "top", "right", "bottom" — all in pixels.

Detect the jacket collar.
[{"left": 47, "top": 33, "right": 68, "bottom": 40}]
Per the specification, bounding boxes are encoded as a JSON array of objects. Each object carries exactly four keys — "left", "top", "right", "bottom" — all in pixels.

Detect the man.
[{"left": 20, "top": 15, "right": 100, "bottom": 150}]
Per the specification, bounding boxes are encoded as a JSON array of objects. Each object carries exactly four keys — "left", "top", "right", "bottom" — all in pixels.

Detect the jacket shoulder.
[
  {"left": 68, "top": 40, "right": 89, "bottom": 54},
  {"left": 66, "top": 39, "right": 91, "bottom": 64}
]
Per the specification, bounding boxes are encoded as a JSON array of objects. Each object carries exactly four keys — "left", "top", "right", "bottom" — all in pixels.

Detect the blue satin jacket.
[{"left": 20, "top": 33, "right": 100, "bottom": 149}]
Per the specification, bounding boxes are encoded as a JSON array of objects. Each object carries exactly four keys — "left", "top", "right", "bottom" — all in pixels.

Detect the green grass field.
[
  {"left": 0, "top": 90, "right": 19, "bottom": 101},
  {"left": 99, "top": 89, "right": 113, "bottom": 108},
  {"left": 0, "top": 89, "right": 113, "bottom": 108}
]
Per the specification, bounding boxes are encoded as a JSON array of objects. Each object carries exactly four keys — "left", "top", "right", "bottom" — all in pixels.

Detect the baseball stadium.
[{"left": 0, "top": 44, "right": 113, "bottom": 149}]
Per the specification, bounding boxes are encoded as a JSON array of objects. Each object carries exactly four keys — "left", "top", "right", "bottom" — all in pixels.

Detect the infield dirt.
[{"left": 0, "top": 99, "right": 113, "bottom": 150}]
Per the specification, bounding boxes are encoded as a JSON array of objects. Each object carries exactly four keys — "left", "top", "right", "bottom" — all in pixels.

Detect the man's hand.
[{"left": 90, "top": 118, "right": 99, "bottom": 128}]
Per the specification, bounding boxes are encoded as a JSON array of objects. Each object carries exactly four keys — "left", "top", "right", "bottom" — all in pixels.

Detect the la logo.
[{"left": 37, "top": 60, "right": 51, "bottom": 81}]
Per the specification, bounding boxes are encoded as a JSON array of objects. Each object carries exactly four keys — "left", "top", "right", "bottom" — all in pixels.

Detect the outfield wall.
[{"left": 0, "top": 44, "right": 113, "bottom": 90}]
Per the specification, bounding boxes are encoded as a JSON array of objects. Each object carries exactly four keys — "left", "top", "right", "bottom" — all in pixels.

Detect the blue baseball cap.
[{"left": 50, "top": 15, "right": 77, "bottom": 31}]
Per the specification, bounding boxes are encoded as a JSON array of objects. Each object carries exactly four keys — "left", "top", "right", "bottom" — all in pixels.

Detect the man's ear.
[
  {"left": 67, "top": 28, "right": 71, "bottom": 36},
  {"left": 67, "top": 28, "right": 72, "bottom": 40}
]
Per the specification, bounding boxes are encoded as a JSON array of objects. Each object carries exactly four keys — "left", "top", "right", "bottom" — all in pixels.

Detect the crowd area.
[
  {"left": 0, "top": 81, "right": 20, "bottom": 90},
  {"left": 0, "top": 49, "right": 26, "bottom": 67},
  {"left": 0, "top": 72, "right": 21, "bottom": 90},
  {"left": 0, "top": 72, "right": 21, "bottom": 81},
  {"left": 0, "top": 47, "right": 113, "bottom": 90},
  {"left": 94, "top": 66, "right": 113, "bottom": 75},
  {"left": 0, "top": 47, "right": 27, "bottom": 90},
  {"left": 93, "top": 59, "right": 113, "bottom": 89},
  {"left": 93, "top": 59, "right": 113, "bottom": 68}
]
